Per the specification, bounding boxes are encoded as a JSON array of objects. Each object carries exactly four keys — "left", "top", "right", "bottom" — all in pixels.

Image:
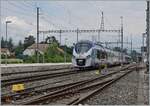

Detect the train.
[{"left": 72, "top": 40, "right": 131, "bottom": 69}]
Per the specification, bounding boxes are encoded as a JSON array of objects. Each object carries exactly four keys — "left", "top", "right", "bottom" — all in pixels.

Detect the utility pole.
[
  {"left": 5, "top": 21, "right": 11, "bottom": 65},
  {"left": 77, "top": 28, "right": 79, "bottom": 43},
  {"left": 130, "top": 35, "right": 133, "bottom": 62},
  {"left": 5, "top": 22, "right": 8, "bottom": 65},
  {"left": 126, "top": 37, "right": 128, "bottom": 50},
  {"left": 120, "top": 16, "right": 123, "bottom": 65},
  {"left": 142, "top": 33, "right": 146, "bottom": 62},
  {"left": 98, "top": 11, "right": 104, "bottom": 42},
  {"left": 131, "top": 35, "right": 132, "bottom": 54},
  {"left": 130, "top": 35, "right": 132, "bottom": 53},
  {"left": 142, "top": 33, "right": 145, "bottom": 48},
  {"left": 59, "top": 29, "right": 62, "bottom": 45},
  {"left": 37, "top": 7, "right": 40, "bottom": 63},
  {"left": 64, "top": 38, "right": 68, "bottom": 63},
  {"left": 42, "top": 33, "right": 45, "bottom": 63},
  {"left": 146, "top": 1, "right": 149, "bottom": 72}
]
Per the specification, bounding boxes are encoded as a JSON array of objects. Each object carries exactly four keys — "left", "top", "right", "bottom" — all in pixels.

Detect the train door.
[
  {"left": 91, "top": 49, "right": 97, "bottom": 66},
  {"left": 92, "top": 49, "right": 100, "bottom": 67}
]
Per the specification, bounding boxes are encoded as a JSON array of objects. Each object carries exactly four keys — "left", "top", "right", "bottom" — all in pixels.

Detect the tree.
[
  {"left": 45, "top": 36, "right": 59, "bottom": 45},
  {"left": 7, "top": 37, "right": 14, "bottom": 52},
  {"left": 113, "top": 47, "right": 128, "bottom": 54},
  {"left": 123, "top": 48, "right": 127, "bottom": 54},
  {"left": 113, "top": 47, "right": 121, "bottom": 52},
  {"left": 24, "top": 35, "right": 35, "bottom": 49},
  {"left": 19, "top": 40, "right": 23, "bottom": 46},
  {"left": 1, "top": 36, "right": 5, "bottom": 48},
  {"left": 60, "top": 45, "right": 73, "bottom": 54},
  {"left": 15, "top": 40, "right": 24, "bottom": 59}
]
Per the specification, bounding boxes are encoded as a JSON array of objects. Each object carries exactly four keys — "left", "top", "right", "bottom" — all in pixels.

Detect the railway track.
[
  {"left": 2, "top": 64, "right": 136, "bottom": 105},
  {"left": 1, "top": 64, "right": 123, "bottom": 87},
  {"left": 2, "top": 66, "right": 121, "bottom": 101},
  {"left": 2, "top": 69, "right": 79, "bottom": 87}
]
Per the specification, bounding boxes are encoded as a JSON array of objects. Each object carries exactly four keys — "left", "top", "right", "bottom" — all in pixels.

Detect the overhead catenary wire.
[
  {"left": 45, "top": 2, "right": 88, "bottom": 28},
  {"left": 40, "top": 16, "right": 60, "bottom": 29},
  {"left": 3, "top": 6, "right": 35, "bottom": 20},
  {"left": 40, "top": 9, "right": 71, "bottom": 29},
  {"left": 25, "top": 1, "right": 36, "bottom": 7},
  {"left": 22, "top": 1, "right": 36, "bottom": 8},
  {"left": 7, "top": 1, "right": 36, "bottom": 16}
]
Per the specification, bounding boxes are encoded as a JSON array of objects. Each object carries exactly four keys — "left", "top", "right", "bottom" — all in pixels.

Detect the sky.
[{"left": 0, "top": 0, "right": 147, "bottom": 52}]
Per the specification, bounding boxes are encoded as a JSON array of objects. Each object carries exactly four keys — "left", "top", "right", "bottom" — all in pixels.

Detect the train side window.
[
  {"left": 101, "top": 51, "right": 106, "bottom": 59},
  {"left": 92, "top": 49, "right": 96, "bottom": 58},
  {"left": 97, "top": 50, "right": 101, "bottom": 59},
  {"left": 104, "top": 52, "right": 107, "bottom": 59}
]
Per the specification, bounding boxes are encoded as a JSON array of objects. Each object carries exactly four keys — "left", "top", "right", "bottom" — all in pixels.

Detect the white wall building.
[{"left": 23, "top": 44, "right": 49, "bottom": 56}]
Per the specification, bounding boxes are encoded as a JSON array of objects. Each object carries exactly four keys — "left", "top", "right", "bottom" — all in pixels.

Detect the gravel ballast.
[{"left": 82, "top": 70, "right": 140, "bottom": 105}]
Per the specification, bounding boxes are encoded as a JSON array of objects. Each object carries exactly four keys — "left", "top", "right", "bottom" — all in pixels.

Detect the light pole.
[
  {"left": 64, "top": 38, "right": 68, "bottom": 63},
  {"left": 120, "top": 16, "right": 123, "bottom": 66},
  {"left": 5, "top": 21, "right": 12, "bottom": 65},
  {"left": 42, "top": 33, "right": 45, "bottom": 63}
]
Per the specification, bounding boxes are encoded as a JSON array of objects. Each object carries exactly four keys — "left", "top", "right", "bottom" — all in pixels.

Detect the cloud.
[
  {"left": 6, "top": 16, "right": 29, "bottom": 28},
  {"left": 1, "top": 1, "right": 146, "bottom": 50}
]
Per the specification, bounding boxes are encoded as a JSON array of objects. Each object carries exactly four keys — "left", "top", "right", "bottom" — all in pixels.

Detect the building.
[
  {"left": 1, "top": 48, "right": 11, "bottom": 56},
  {"left": 23, "top": 44, "right": 49, "bottom": 56}
]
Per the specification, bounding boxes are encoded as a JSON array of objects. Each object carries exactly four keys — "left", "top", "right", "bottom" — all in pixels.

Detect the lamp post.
[
  {"left": 5, "top": 21, "right": 12, "bottom": 65},
  {"left": 120, "top": 16, "right": 123, "bottom": 66}
]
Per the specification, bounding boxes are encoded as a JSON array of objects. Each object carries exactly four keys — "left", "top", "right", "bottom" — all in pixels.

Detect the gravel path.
[
  {"left": 143, "top": 70, "right": 149, "bottom": 105},
  {"left": 82, "top": 70, "right": 139, "bottom": 105}
]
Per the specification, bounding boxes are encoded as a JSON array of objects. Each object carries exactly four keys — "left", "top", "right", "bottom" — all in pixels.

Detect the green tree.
[
  {"left": 113, "top": 47, "right": 121, "bottom": 52},
  {"left": 45, "top": 36, "right": 59, "bottom": 45},
  {"left": 15, "top": 40, "right": 24, "bottom": 58},
  {"left": 23, "top": 37, "right": 72, "bottom": 63},
  {"left": 1, "top": 36, "right": 14, "bottom": 51},
  {"left": 24, "top": 35, "right": 35, "bottom": 49},
  {"left": 8, "top": 37, "right": 14, "bottom": 52},
  {"left": 60, "top": 45, "right": 73, "bottom": 54},
  {"left": 1, "top": 36, "right": 5, "bottom": 48}
]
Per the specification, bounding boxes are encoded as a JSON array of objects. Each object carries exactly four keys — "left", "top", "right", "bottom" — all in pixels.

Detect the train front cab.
[{"left": 72, "top": 41, "right": 93, "bottom": 69}]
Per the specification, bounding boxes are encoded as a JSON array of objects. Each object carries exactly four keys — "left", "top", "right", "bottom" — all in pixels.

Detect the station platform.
[
  {"left": 1, "top": 63, "right": 72, "bottom": 73},
  {"left": 0, "top": 63, "right": 72, "bottom": 68}
]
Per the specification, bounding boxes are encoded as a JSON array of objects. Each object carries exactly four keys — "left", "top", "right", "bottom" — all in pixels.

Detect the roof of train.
[{"left": 76, "top": 40, "right": 131, "bottom": 57}]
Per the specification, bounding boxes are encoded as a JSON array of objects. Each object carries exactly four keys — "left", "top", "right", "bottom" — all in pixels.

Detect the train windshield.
[{"left": 75, "top": 42, "right": 92, "bottom": 53}]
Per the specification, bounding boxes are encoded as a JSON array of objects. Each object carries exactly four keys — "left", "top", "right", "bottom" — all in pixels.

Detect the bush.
[
  {"left": 1, "top": 54, "right": 6, "bottom": 59},
  {"left": 23, "top": 43, "right": 72, "bottom": 63}
]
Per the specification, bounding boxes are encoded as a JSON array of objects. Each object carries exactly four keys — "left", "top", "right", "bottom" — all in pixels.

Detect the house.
[
  {"left": 1, "top": 48, "right": 11, "bottom": 56},
  {"left": 23, "top": 44, "right": 49, "bottom": 56}
]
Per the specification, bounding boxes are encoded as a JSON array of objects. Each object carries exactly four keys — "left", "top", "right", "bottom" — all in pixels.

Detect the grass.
[{"left": 1, "top": 59, "right": 23, "bottom": 64}]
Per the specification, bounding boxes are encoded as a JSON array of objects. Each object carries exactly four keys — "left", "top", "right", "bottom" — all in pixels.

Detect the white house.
[
  {"left": 1, "top": 48, "right": 11, "bottom": 56},
  {"left": 23, "top": 44, "right": 49, "bottom": 56}
]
